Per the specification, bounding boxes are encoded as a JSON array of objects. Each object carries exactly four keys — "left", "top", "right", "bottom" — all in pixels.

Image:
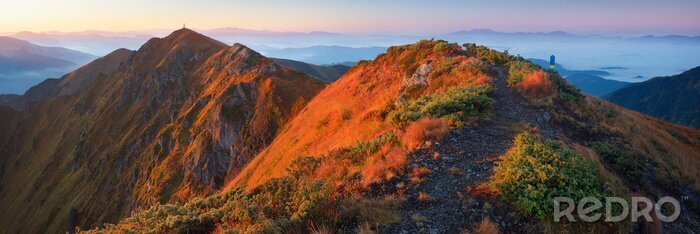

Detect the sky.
[{"left": 1, "top": 0, "right": 700, "bottom": 35}]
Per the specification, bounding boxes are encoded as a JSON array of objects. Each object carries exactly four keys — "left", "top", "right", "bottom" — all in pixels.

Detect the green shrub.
[
  {"left": 463, "top": 43, "right": 511, "bottom": 66},
  {"left": 397, "top": 39, "right": 459, "bottom": 75},
  {"left": 507, "top": 60, "right": 538, "bottom": 86},
  {"left": 430, "top": 57, "right": 457, "bottom": 78},
  {"left": 548, "top": 72, "right": 584, "bottom": 104},
  {"left": 493, "top": 131, "right": 607, "bottom": 219},
  {"left": 288, "top": 156, "right": 323, "bottom": 179},
  {"left": 333, "top": 133, "right": 399, "bottom": 165},
  {"left": 667, "top": 129, "right": 690, "bottom": 144},
  {"left": 389, "top": 86, "right": 492, "bottom": 126},
  {"left": 591, "top": 142, "right": 647, "bottom": 181}
]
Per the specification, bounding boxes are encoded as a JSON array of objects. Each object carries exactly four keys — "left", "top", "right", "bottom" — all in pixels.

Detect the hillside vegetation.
[
  {"left": 90, "top": 39, "right": 700, "bottom": 233},
  {"left": 2, "top": 31, "right": 699, "bottom": 233}
]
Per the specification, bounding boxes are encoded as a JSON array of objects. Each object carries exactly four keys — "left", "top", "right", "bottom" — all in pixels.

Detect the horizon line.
[{"left": 2, "top": 27, "right": 699, "bottom": 38}]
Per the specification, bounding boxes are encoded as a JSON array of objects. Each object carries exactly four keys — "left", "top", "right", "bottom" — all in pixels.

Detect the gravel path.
[{"left": 383, "top": 68, "right": 556, "bottom": 233}]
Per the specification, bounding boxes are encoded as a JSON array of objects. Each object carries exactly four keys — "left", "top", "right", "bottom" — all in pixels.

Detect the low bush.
[
  {"left": 463, "top": 43, "right": 512, "bottom": 66},
  {"left": 507, "top": 60, "right": 538, "bottom": 86},
  {"left": 468, "top": 217, "right": 500, "bottom": 234},
  {"left": 361, "top": 148, "right": 408, "bottom": 186},
  {"left": 667, "top": 129, "right": 690, "bottom": 144},
  {"left": 402, "top": 118, "right": 449, "bottom": 150},
  {"left": 389, "top": 86, "right": 492, "bottom": 126},
  {"left": 333, "top": 133, "right": 399, "bottom": 165},
  {"left": 493, "top": 131, "right": 607, "bottom": 219},
  {"left": 591, "top": 142, "right": 647, "bottom": 181},
  {"left": 341, "top": 196, "right": 404, "bottom": 229},
  {"left": 548, "top": 72, "right": 584, "bottom": 104},
  {"left": 85, "top": 177, "right": 334, "bottom": 233},
  {"left": 288, "top": 156, "right": 323, "bottom": 179}
]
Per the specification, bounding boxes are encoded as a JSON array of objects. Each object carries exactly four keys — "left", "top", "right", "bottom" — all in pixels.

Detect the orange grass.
[
  {"left": 402, "top": 118, "right": 450, "bottom": 150},
  {"left": 514, "top": 70, "right": 556, "bottom": 98},
  {"left": 229, "top": 40, "right": 496, "bottom": 189}
]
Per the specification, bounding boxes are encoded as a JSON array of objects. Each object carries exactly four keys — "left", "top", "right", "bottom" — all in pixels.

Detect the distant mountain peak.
[
  {"left": 132, "top": 29, "right": 229, "bottom": 71},
  {"left": 137, "top": 28, "right": 227, "bottom": 53},
  {"left": 470, "top": 28, "right": 497, "bottom": 33},
  {"left": 162, "top": 28, "right": 227, "bottom": 47}
]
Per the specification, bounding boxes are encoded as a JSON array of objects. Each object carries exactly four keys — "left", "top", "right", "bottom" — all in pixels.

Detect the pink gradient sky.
[{"left": 1, "top": 0, "right": 699, "bottom": 35}]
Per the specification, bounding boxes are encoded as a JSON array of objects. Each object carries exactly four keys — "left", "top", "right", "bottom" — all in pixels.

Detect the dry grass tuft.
[
  {"left": 465, "top": 182, "right": 499, "bottom": 198},
  {"left": 403, "top": 118, "right": 449, "bottom": 150},
  {"left": 409, "top": 166, "right": 432, "bottom": 185},
  {"left": 410, "top": 214, "right": 429, "bottom": 222},
  {"left": 514, "top": 70, "right": 556, "bottom": 99},
  {"left": 361, "top": 148, "right": 408, "bottom": 186},
  {"left": 413, "top": 166, "right": 432, "bottom": 176},
  {"left": 417, "top": 192, "right": 435, "bottom": 203},
  {"left": 313, "top": 159, "right": 348, "bottom": 180},
  {"left": 464, "top": 217, "right": 500, "bottom": 234},
  {"left": 342, "top": 196, "right": 405, "bottom": 229},
  {"left": 355, "top": 222, "right": 376, "bottom": 234},
  {"left": 447, "top": 167, "right": 464, "bottom": 176},
  {"left": 310, "top": 224, "right": 333, "bottom": 234}
]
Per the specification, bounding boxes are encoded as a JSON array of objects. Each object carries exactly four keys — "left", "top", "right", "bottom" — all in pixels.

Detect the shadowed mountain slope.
[
  {"left": 0, "top": 28, "right": 325, "bottom": 233},
  {"left": 606, "top": 66, "right": 700, "bottom": 129},
  {"left": 271, "top": 57, "right": 350, "bottom": 82}
]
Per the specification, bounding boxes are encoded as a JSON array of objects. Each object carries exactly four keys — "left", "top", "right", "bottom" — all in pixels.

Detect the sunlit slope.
[{"left": 230, "top": 40, "right": 494, "bottom": 188}]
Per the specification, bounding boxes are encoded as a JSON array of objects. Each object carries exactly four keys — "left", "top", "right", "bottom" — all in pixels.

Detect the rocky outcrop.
[{"left": 397, "top": 62, "right": 432, "bottom": 104}]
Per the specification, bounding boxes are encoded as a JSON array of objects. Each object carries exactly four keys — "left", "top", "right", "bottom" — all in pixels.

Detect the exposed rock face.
[
  {"left": 401, "top": 62, "right": 432, "bottom": 91},
  {"left": 397, "top": 62, "right": 432, "bottom": 104},
  {"left": 0, "top": 29, "right": 325, "bottom": 233}
]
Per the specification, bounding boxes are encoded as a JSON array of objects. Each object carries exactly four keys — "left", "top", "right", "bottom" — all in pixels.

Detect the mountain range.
[
  {"left": 0, "top": 29, "right": 699, "bottom": 233},
  {"left": 0, "top": 37, "right": 96, "bottom": 94},
  {"left": 7, "top": 27, "right": 699, "bottom": 88}
]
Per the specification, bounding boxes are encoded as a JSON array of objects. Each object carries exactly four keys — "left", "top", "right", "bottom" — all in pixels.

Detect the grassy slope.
[
  {"left": 229, "top": 41, "right": 495, "bottom": 188},
  {"left": 84, "top": 40, "right": 700, "bottom": 233}
]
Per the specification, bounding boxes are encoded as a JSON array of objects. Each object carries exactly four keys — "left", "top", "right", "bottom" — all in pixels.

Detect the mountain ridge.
[
  {"left": 84, "top": 39, "right": 700, "bottom": 233},
  {"left": 0, "top": 29, "right": 325, "bottom": 233}
]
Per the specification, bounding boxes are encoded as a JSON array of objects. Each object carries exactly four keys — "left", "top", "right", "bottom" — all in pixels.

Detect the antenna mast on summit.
[{"left": 183, "top": 23, "right": 186, "bottom": 29}]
